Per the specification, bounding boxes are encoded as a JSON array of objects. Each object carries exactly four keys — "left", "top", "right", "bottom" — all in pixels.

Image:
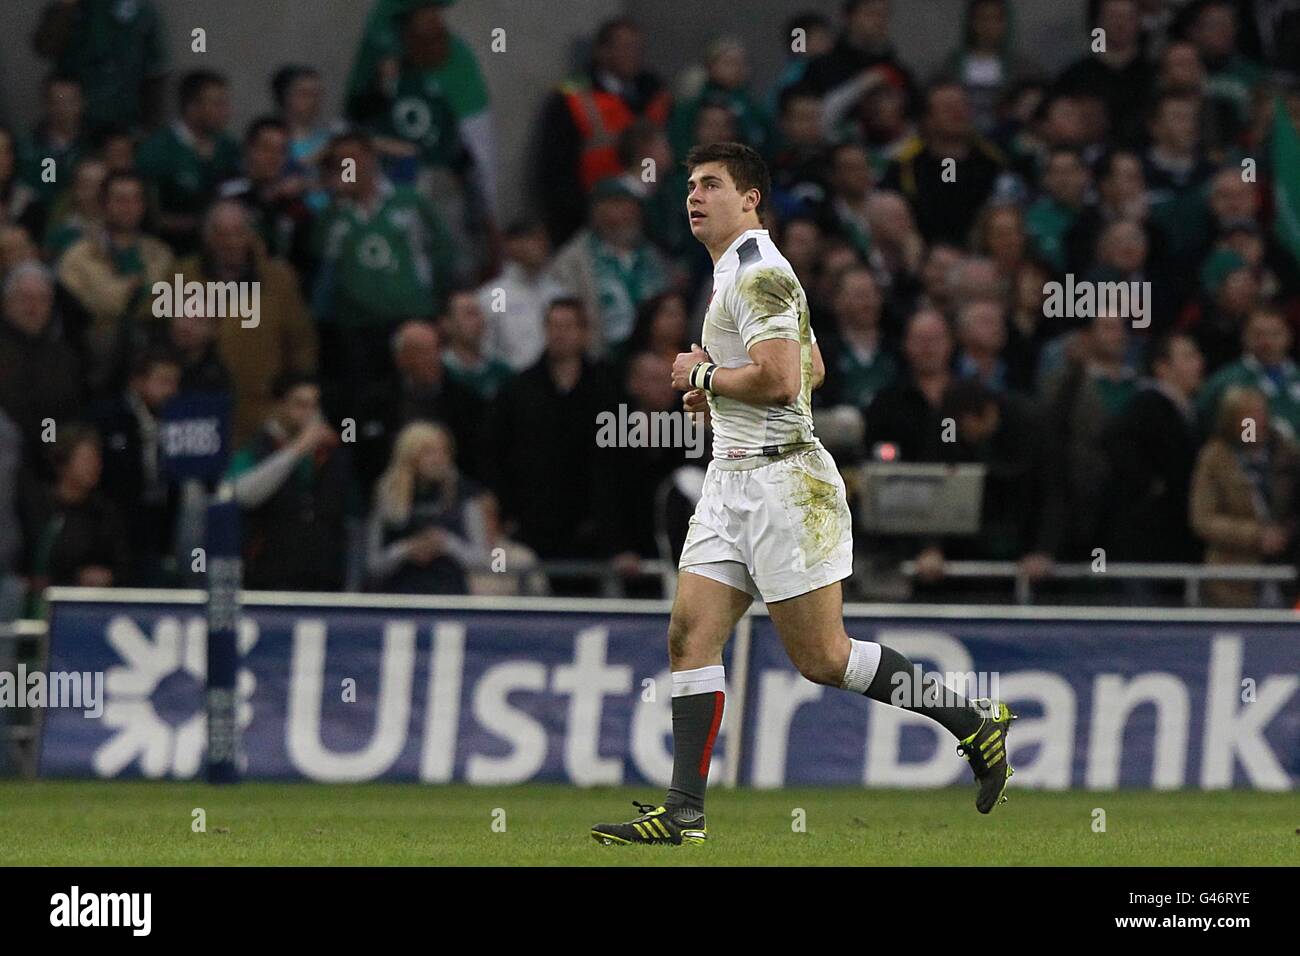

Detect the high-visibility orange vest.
[{"left": 562, "top": 81, "right": 670, "bottom": 191}]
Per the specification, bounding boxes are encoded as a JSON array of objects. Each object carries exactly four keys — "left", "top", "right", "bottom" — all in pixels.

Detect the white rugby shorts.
[{"left": 678, "top": 441, "right": 854, "bottom": 603}]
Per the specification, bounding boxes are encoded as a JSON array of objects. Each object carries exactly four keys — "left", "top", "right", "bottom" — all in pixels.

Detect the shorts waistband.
[{"left": 710, "top": 440, "right": 821, "bottom": 471}]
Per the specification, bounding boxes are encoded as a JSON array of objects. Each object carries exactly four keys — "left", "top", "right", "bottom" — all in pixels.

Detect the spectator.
[
  {"left": 1186, "top": 0, "right": 1265, "bottom": 135},
  {"left": 1102, "top": 331, "right": 1206, "bottom": 571},
  {"left": 882, "top": 83, "right": 1006, "bottom": 246},
  {"left": 864, "top": 308, "right": 953, "bottom": 461},
  {"left": 345, "top": 0, "right": 496, "bottom": 214},
  {"left": 1143, "top": 89, "right": 1215, "bottom": 273},
  {"left": 973, "top": 202, "right": 1028, "bottom": 286},
  {"left": 549, "top": 178, "right": 669, "bottom": 361},
  {"left": 1053, "top": 0, "right": 1154, "bottom": 147},
  {"left": 862, "top": 190, "right": 924, "bottom": 309},
  {"left": 346, "top": 1, "right": 493, "bottom": 283},
  {"left": 1066, "top": 149, "right": 1153, "bottom": 274},
  {"left": 88, "top": 346, "right": 181, "bottom": 585},
  {"left": 354, "top": 320, "right": 484, "bottom": 490},
  {"left": 477, "top": 218, "right": 566, "bottom": 373},
  {"left": 912, "top": 379, "right": 1062, "bottom": 591},
  {"left": 827, "top": 141, "right": 875, "bottom": 260},
  {"left": 767, "top": 84, "right": 830, "bottom": 222},
  {"left": 803, "top": 0, "right": 917, "bottom": 110},
  {"left": 93, "top": 125, "right": 137, "bottom": 176},
  {"left": 439, "top": 288, "right": 512, "bottom": 401},
  {"left": 19, "top": 73, "right": 88, "bottom": 207},
  {"left": 273, "top": 65, "right": 335, "bottom": 186},
  {"left": 819, "top": 266, "right": 898, "bottom": 408},
  {"left": 624, "top": 291, "right": 691, "bottom": 374},
  {"left": 939, "top": 0, "right": 1041, "bottom": 135},
  {"left": 312, "top": 130, "right": 454, "bottom": 412},
  {"left": 1025, "top": 147, "right": 1090, "bottom": 272},
  {"left": 1190, "top": 385, "right": 1300, "bottom": 607},
  {"left": 1041, "top": 311, "right": 1140, "bottom": 557},
  {"left": 0, "top": 263, "right": 84, "bottom": 476},
  {"left": 1178, "top": 248, "right": 1260, "bottom": 373},
  {"left": 31, "top": 0, "right": 168, "bottom": 134},
  {"left": 218, "top": 118, "right": 314, "bottom": 280},
  {"left": 1198, "top": 307, "right": 1300, "bottom": 440},
  {"left": 0, "top": 412, "right": 20, "bottom": 621},
  {"left": 176, "top": 199, "right": 318, "bottom": 448},
  {"left": 366, "top": 420, "right": 491, "bottom": 594},
  {"left": 954, "top": 297, "right": 1010, "bottom": 393},
  {"left": 769, "top": 12, "right": 835, "bottom": 109},
  {"left": 916, "top": 244, "right": 966, "bottom": 316},
  {"left": 669, "top": 37, "right": 772, "bottom": 159},
  {"left": 161, "top": 310, "right": 231, "bottom": 397},
  {"left": 58, "top": 171, "right": 174, "bottom": 394},
  {"left": 228, "top": 373, "right": 351, "bottom": 591},
  {"left": 43, "top": 157, "right": 106, "bottom": 261},
  {"left": 0, "top": 226, "right": 40, "bottom": 283},
  {"left": 534, "top": 18, "right": 670, "bottom": 245},
  {"left": 594, "top": 351, "right": 694, "bottom": 595},
  {"left": 136, "top": 71, "right": 241, "bottom": 253},
  {"left": 18, "top": 423, "right": 129, "bottom": 592},
  {"left": 0, "top": 126, "right": 44, "bottom": 240},
  {"left": 486, "top": 298, "right": 619, "bottom": 570}
]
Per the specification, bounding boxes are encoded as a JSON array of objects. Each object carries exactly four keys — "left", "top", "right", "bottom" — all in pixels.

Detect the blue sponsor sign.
[
  {"left": 37, "top": 598, "right": 1300, "bottom": 789},
  {"left": 40, "top": 599, "right": 736, "bottom": 787},
  {"left": 159, "top": 392, "right": 231, "bottom": 482}
]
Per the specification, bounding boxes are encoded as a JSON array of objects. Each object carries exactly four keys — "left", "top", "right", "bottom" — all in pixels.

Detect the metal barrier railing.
[{"left": 898, "top": 560, "right": 1298, "bottom": 606}]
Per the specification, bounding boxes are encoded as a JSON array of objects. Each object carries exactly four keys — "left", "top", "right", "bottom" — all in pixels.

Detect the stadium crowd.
[{"left": 2, "top": 0, "right": 1300, "bottom": 615}]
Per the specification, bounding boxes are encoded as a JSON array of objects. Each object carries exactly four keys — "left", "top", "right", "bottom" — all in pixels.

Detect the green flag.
[{"left": 1273, "top": 97, "right": 1300, "bottom": 266}]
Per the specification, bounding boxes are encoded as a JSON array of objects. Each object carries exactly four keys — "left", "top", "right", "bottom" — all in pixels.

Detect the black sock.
[
  {"left": 664, "top": 690, "right": 724, "bottom": 812},
  {"left": 864, "top": 644, "right": 984, "bottom": 740}
]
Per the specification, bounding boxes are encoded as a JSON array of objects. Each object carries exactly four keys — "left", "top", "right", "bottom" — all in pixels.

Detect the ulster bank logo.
[{"left": 93, "top": 615, "right": 258, "bottom": 778}]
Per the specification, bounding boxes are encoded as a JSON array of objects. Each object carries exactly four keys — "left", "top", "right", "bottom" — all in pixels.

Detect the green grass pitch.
[{"left": 0, "top": 782, "right": 1293, "bottom": 866}]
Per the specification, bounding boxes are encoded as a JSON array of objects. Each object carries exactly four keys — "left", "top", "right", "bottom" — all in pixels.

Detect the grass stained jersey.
[{"left": 701, "top": 228, "right": 817, "bottom": 462}]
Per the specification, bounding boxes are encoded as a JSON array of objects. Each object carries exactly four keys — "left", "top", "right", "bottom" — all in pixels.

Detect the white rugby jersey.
[{"left": 701, "top": 228, "right": 818, "bottom": 462}]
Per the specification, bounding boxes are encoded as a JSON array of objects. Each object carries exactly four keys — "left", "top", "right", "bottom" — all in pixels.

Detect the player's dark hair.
[
  {"left": 685, "top": 141, "right": 771, "bottom": 219},
  {"left": 178, "top": 70, "right": 227, "bottom": 114},
  {"left": 271, "top": 65, "right": 319, "bottom": 111},
  {"left": 245, "top": 116, "right": 288, "bottom": 147}
]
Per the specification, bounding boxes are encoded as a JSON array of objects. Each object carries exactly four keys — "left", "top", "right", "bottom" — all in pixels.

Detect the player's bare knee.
[{"left": 666, "top": 614, "right": 692, "bottom": 667}]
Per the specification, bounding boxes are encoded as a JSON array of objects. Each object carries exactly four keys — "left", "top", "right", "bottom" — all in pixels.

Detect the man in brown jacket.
[
  {"left": 174, "top": 200, "right": 318, "bottom": 447},
  {"left": 1190, "top": 385, "right": 1300, "bottom": 608}
]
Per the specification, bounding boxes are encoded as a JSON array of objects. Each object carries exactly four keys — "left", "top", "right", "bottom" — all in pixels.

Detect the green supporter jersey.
[
  {"left": 370, "top": 67, "right": 465, "bottom": 168},
  {"left": 347, "top": 4, "right": 489, "bottom": 122},
  {"left": 443, "top": 351, "right": 512, "bottom": 401},
  {"left": 314, "top": 182, "right": 454, "bottom": 326},
  {"left": 136, "top": 124, "right": 241, "bottom": 218},
  {"left": 51, "top": 0, "right": 168, "bottom": 131},
  {"left": 1198, "top": 358, "right": 1300, "bottom": 441},
  {"left": 1025, "top": 197, "right": 1077, "bottom": 272}
]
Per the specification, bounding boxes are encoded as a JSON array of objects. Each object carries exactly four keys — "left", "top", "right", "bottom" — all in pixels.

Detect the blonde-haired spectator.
[
  {"left": 366, "top": 421, "right": 491, "bottom": 595},
  {"left": 1190, "top": 386, "right": 1300, "bottom": 608}
]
